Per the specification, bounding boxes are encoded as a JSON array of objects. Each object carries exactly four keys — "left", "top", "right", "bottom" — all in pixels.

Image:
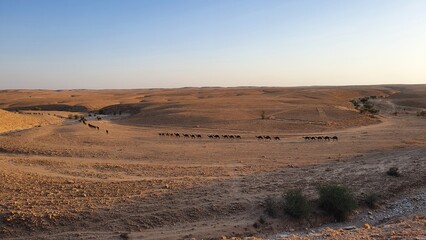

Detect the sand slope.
[{"left": 0, "top": 110, "right": 62, "bottom": 134}]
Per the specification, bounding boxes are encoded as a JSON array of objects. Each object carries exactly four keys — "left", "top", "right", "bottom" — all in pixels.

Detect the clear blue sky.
[{"left": 0, "top": 0, "right": 425, "bottom": 89}]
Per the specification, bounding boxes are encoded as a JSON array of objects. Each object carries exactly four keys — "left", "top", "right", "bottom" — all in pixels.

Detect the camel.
[
  {"left": 332, "top": 136, "right": 338, "bottom": 141},
  {"left": 274, "top": 136, "right": 280, "bottom": 140}
]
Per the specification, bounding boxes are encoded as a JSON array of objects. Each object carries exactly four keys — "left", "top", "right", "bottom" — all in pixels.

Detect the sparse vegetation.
[
  {"left": 258, "top": 215, "right": 266, "bottom": 224},
  {"left": 264, "top": 196, "right": 278, "bottom": 218},
  {"left": 364, "top": 192, "right": 379, "bottom": 209},
  {"left": 350, "top": 99, "right": 360, "bottom": 109},
  {"left": 387, "top": 167, "right": 400, "bottom": 177},
  {"left": 351, "top": 96, "right": 379, "bottom": 115},
  {"left": 283, "top": 189, "right": 311, "bottom": 219},
  {"left": 317, "top": 184, "right": 358, "bottom": 221},
  {"left": 417, "top": 110, "right": 426, "bottom": 117},
  {"left": 261, "top": 110, "right": 266, "bottom": 120}
]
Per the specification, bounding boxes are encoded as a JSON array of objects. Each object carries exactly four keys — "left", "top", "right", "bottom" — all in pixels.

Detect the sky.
[{"left": 0, "top": 0, "right": 425, "bottom": 89}]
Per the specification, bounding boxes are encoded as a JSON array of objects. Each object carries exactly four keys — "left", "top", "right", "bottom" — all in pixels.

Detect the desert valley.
[{"left": 0, "top": 85, "right": 425, "bottom": 239}]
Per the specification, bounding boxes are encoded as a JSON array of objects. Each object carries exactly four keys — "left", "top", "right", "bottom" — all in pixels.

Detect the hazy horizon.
[{"left": 1, "top": 0, "right": 425, "bottom": 89}]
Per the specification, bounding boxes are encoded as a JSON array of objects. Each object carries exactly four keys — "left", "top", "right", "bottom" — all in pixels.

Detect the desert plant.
[
  {"left": 360, "top": 97, "right": 370, "bottom": 104},
  {"left": 417, "top": 110, "right": 426, "bottom": 117},
  {"left": 386, "top": 167, "right": 400, "bottom": 177},
  {"left": 364, "top": 192, "right": 379, "bottom": 209},
  {"left": 283, "top": 189, "right": 311, "bottom": 219},
  {"left": 350, "top": 99, "right": 359, "bottom": 108},
  {"left": 317, "top": 184, "right": 357, "bottom": 221},
  {"left": 258, "top": 215, "right": 266, "bottom": 224},
  {"left": 264, "top": 196, "right": 278, "bottom": 218}
]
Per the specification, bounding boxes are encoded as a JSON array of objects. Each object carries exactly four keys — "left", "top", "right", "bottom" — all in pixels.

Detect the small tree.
[
  {"left": 283, "top": 189, "right": 311, "bottom": 219},
  {"left": 364, "top": 192, "right": 379, "bottom": 209},
  {"left": 317, "top": 184, "right": 357, "bottom": 221},
  {"left": 264, "top": 196, "right": 278, "bottom": 218}
]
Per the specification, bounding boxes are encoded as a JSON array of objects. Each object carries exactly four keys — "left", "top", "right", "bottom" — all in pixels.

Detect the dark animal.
[
  {"left": 310, "top": 137, "right": 316, "bottom": 141},
  {"left": 222, "top": 135, "right": 229, "bottom": 139},
  {"left": 304, "top": 136, "right": 310, "bottom": 141},
  {"left": 236, "top": 135, "right": 241, "bottom": 139},
  {"left": 274, "top": 136, "right": 280, "bottom": 140},
  {"left": 317, "top": 136, "right": 323, "bottom": 141},
  {"left": 256, "top": 136, "right": 263, "bottom": 140},
  {"left": 190, "top": 134, "right": 196, "bottom": 138},
  {"left": 106, "top": 130, "right": 109, "bottom": 134},
  {"left": 332, "top": 136, "right": 338, "bottom": 141},
  {"left": 96, "top": 126, "right": 99, "bottom": 130},
  {"left": 214, "top": 135, "right": 220, "bottom": 139},
  {"left": 197, "top": 134, "right": 202, "bottom": 138},
  {"left": 264, "top": 136, "right": 272, "bottom": 140},
  {"left": 208, "top": 135, "right": 213, "bottom": 138},
  {"left": 184, "top": 134, "right": 190, "bottom": 138},
  {"left": 324, "top": 136, "right": 330, "bottom": 141},
  {"left": 175, "top": 133, "right": 180, "bottom": 137}
]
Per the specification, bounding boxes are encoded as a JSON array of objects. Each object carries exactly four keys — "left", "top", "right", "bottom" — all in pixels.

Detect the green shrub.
[
  {"left": 264, "top": 196, "right": 278, "bottom": 218},
  {"left": 317, "top": 184, "right": 357, "bottom": 221},
  {"left": 387, "top": 167, "right": 400, "bottom": 177},
  {"left": 283, "top": 189, "right": 311, "bottom": 219},
  {"left": 365, "top": 192, "right": 379, "bottom": 209}
]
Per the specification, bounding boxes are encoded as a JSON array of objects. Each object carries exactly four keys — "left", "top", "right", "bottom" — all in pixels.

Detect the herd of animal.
[
  {"left": 15, "top": 111, "right": 339, "bottom": 142},
  {"left": 256, "top": 135, "right": 281, "bottom": 140},
  {"left": 159, "top": 133, "right": 283, "bottom": 140},
  {"left": 79, "top": 118, "right": 109, "bottom": 134},
  {"left": 159, "top": 133, "right": 339, "bottom": 142},
  {"left": 303, "top": 136, "right": 338, "bottom": 141}
]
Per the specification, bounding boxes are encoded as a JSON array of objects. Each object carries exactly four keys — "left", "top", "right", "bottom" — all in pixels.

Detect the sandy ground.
[
  {"left": 0, "top": 110, "right": 62, "bottom": 134},
  {"left": 0, "top": 85, "right": 425, "bottom": 239}
]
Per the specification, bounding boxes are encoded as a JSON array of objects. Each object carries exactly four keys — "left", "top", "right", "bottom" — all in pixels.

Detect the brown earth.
[{"left": 0, "top": 85, "right": 425, "bottom": 239}]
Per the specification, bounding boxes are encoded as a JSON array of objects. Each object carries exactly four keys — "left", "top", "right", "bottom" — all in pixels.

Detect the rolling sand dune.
[{"left": 0, "top": 85, "right": 425, "bottom": 239}]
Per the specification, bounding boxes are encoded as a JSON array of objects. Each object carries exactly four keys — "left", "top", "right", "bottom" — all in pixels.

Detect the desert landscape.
[{"left": 0, "top": 85, "right": 425, "bottom": 239}]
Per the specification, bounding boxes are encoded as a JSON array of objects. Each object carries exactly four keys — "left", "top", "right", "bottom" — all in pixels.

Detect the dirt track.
[{"left": 0, "top": 86, "right": 425, "bottom": 239}]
